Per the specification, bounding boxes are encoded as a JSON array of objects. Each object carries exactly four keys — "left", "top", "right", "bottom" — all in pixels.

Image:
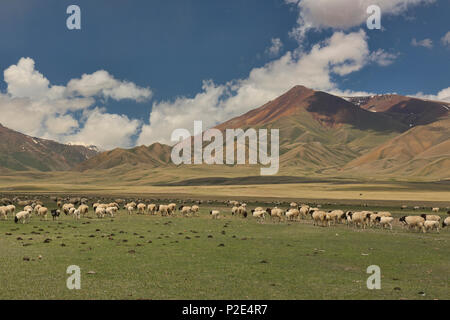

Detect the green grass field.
[{"left": 1, "top": 200, "right": 449, "bottom": 300}]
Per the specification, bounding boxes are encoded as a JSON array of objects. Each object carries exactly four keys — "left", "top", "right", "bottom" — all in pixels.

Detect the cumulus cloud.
[
  {"left": 67, "top": 70, "right": 152, "bottom": 102},
  {"left": 369, "top": 49, "right": 399, "bottom": 66},
  {"left": 66, "top": 108, "right": 141, "bottom": 150},
  {"left": 137, "top": 30, "right": 373, "bottom": 145},
  {"left": 411, "top": 38, "right": 433, "bottom": 48},
  {"left": 285, "top": 0, "right": 435, "bottom": 41},
  {"left": 413, "top": 87, "right": 450, "bottom": 102},
  {"left": 0, "top": 57, "right": 151, "bottom": 149},
  {"left": 441, "top": 31, "right": 450, "bottom": 47},
  {"left": 266, "top": 38, "right": 283, "bottom": 57}
]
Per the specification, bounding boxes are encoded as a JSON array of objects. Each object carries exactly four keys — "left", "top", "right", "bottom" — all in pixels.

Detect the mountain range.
[{"left": 1, "top": 85, "right": 449, "bottom": 180}]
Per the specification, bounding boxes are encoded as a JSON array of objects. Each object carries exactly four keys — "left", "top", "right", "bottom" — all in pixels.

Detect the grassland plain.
[{"left": 0, "top": 200, "right": 449, "bottom": 300}]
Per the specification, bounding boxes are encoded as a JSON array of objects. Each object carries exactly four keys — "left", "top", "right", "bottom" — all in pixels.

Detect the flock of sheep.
[
  {"left": 228, "top": 201, "right": 450, "bottom": 233},
  {"left": 1, "top": 197, "right": 449, "bottom": 234}
]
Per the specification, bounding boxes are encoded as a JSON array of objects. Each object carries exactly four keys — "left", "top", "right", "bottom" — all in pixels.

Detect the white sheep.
[
  {"left": 399, "top": 216, "right": 425, "bottom": 233},
  {"left": 432, "top": 207, "right": 439, "bottom": 213},
  {"left": 137, "top": 203, "right": 146, "bottom": 214},
  {"left": 15, "top": 210, "right": 31, "bottom": 224},
  {"left": 78, "top": 204, "right": 89, "bottom": 217},
  {"left": 442, "top": 217, "right": 450, "bottom": 229},
  {"left": 168, "top": 203, "right": 177, "bottom": 215},
  {"left": 37, "top": 206, "right": 48, "bottom": 221},
  {"left": 147, "top": 204, "right": 157, "bottom": 215},
  {"left": 210, "top": 210, "right": 220, "bottom": 219},
  {"left": 95, "top": 207, "right": 106, "bottom": 218},
  {"left": 311, "top": 210, "right": 328, "bottom": 227},
  {"left": 5, "top": 204, "right": 16, "bottom": 217},
  {"left": 158, "top": 204, "right": 169, "bottom": 216},
  {"left": 127, "top": 205, "right": 135, "bottom": 215},
  {"left": 266, "top": 207, "right": 284, "bottom": 222},
  {"left": 375, "top": 216, "right": 394, "bottom": 230},
  {"left": 0, "top": 206, "right": 7, "bottom": 220},
  {"left": 347, "top": 211, "right": 370, "bottom": 229},
  {"left": 251, "top": 209, "right": 266, "bottom": 222},
  {"left": 424, "top": 220, "right": 440, "bottom": 233},
  {"left": 420, "top": 214, "right": 441, "bottom": 222},
  {"left": 191, "top": 205, "right": 200, "bottom": 216},
  {"left": 106, "top": 206, "right": 117, "bottom": 217},
  {"left": 286, "top": 208, "right": 300, "bottom": 221},
  {"left": 179, "top": 205, "right": 192, "bottom": 216}
]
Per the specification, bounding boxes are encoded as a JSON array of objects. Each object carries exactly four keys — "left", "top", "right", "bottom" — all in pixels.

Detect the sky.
[{"left": 0, "top": 0, "right": 448, "bottom": 149}]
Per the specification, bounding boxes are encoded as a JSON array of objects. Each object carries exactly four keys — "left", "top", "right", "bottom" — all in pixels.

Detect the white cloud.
[
  {"left": 413, "top": 87, "right": 450, "bottom": 102},
  {"left": 66, "top": 108, "right": 141, "bottom": 150},
  {"left": 266, "top": 38, "right": 283, "bottom": 57},
  {"left": 67, "top": 70, "right": 152, "bottom": 102},
  {"left": 369, "top": 49, "right": 399, "bottom": 66},
  {"left": 411, "top": 38, "right": 433, "bottom": 48},
  {"left": 137, "top": 30, "right": 372, "bottom": 146},
  {"left": 285, "top": 0, "right": 435, "bottom": 41},
  {"left": 441, "top": 31, "right": 450, "bottom": 47},
  {"left": 0, "top": 57, "right": 151, "bottom": 149}
]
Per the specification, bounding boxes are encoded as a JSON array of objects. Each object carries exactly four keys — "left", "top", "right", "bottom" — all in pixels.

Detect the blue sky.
[{"left": 0, "top": 0, "right": 448, "bottom": 149}]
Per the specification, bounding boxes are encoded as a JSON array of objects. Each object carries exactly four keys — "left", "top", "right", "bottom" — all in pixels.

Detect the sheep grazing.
[
  {"left": 179, "top": 205, "right": 192, "bottom": 216},
  {"left": 0, "top": 206, "right": 7, "bottom": 220},
  {"left": 413, "top": 206, "right": 420, "bottom": 210},
  {"left": 78, "top": 204, "right": 89, "bottom": 217},
  {"left": 105, "top": 206, "right": 117, "bottom": 217},
  {"left": 51, "top": 209, "right": 60, "bottom": 221},
  {"left": 73, "top": 209, "right": 81, "bottom": 220},
  {"left": 236, "top": 206, "right": 248, "bottom": 218},
  {"left": 266, "top": 207, "right": 283, "bottom": 222},
  {"left": 191, "top": 205, "right": 200, "bottom": 216},
  {"left": 399, "top": 216, "right": 425, "bottom": 233},
  {"left": 95, "top": 207, "right": 106, "bottom": 218},
  {"left": 420, "top": 214, "right": 441, "bottom": 222},
  {"left": 137, "top": 203, "right": 146, "bottom": 215},
  {"left": 442, "top": 217, "right": 450, "bottom": 228},
  {"left": 251, "top": 209, "right": 266, "bottom": 222},
  {"left": 167, "top": 203, "right": 177, "bottom": 215},
  {"left": 231, "top": 206, "right": 239, "bottom": 216},
  {"left": 157, "top": 204, "right": 169, "bottom": 216},
  {"left": 37, "top": 206, "right": 48, "bottom": 221},
  {"left": 290, "top": 202, "right": 298, "bottom": 209},
  {"left": 327, "top": 210, "right": 344, "bottom": 225},
  {"left": 24, "top": 205, "right": 33, "bottom": 214},
  {"left": 299, "top": 206, "right": 309, "bottom": 219},
  {"left": 376, "top": 211, "right": 392, "bottom": 218},
  {"left": 424, "top": 220, "right": 440, "bottom": 233},
  {"left": 286, "top": 208, "right": 300, "bottom": 221},
  {"left": 33, "top": 204, "right": 42, "bottom": 215},
  {"left": 210, "top": 210, "right": 220, "bottom": 219},
  {"left": 126, "top": 205, "right": 135, "bottom": 215},
  {"left": 147, "top": 204, "right": 157, "bottom": 215},
  {"left": 375, "top": 216, "right": 394, "bottom": 230},
  {"left": 310, "top": 210, "right": 328, "bottom": 227},
  {"left": 15, "top": 210, "right": 31, "bottom": 224},
  {"left": 431, "top": 207, "right": 439, "bottom": 213},
  {"left": 5, "top": 204, "right": 16, "bottom": 217},
  {"left": 347, "top": 211, "right": 370, "bottom": 229},
  {"left": 62, "top": 203, "right": 75, "bottom": 215}
]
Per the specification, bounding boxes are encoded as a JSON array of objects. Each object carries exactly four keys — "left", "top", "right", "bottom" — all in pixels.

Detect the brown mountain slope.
[
  {"left": 0, "top": 123, "right": 98, "bottom": 171},
  {"left": 346, "top": 94, "right": 449, "bottom": 126},
  {"left": 218, "top": 86, "right": 407, "bottom": 132},
  {"left": 343, "top": 117, "right": 450, "bottom": 179},
  {"left": 75, "top": 143, "right": 172, "bottom": 171}
]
